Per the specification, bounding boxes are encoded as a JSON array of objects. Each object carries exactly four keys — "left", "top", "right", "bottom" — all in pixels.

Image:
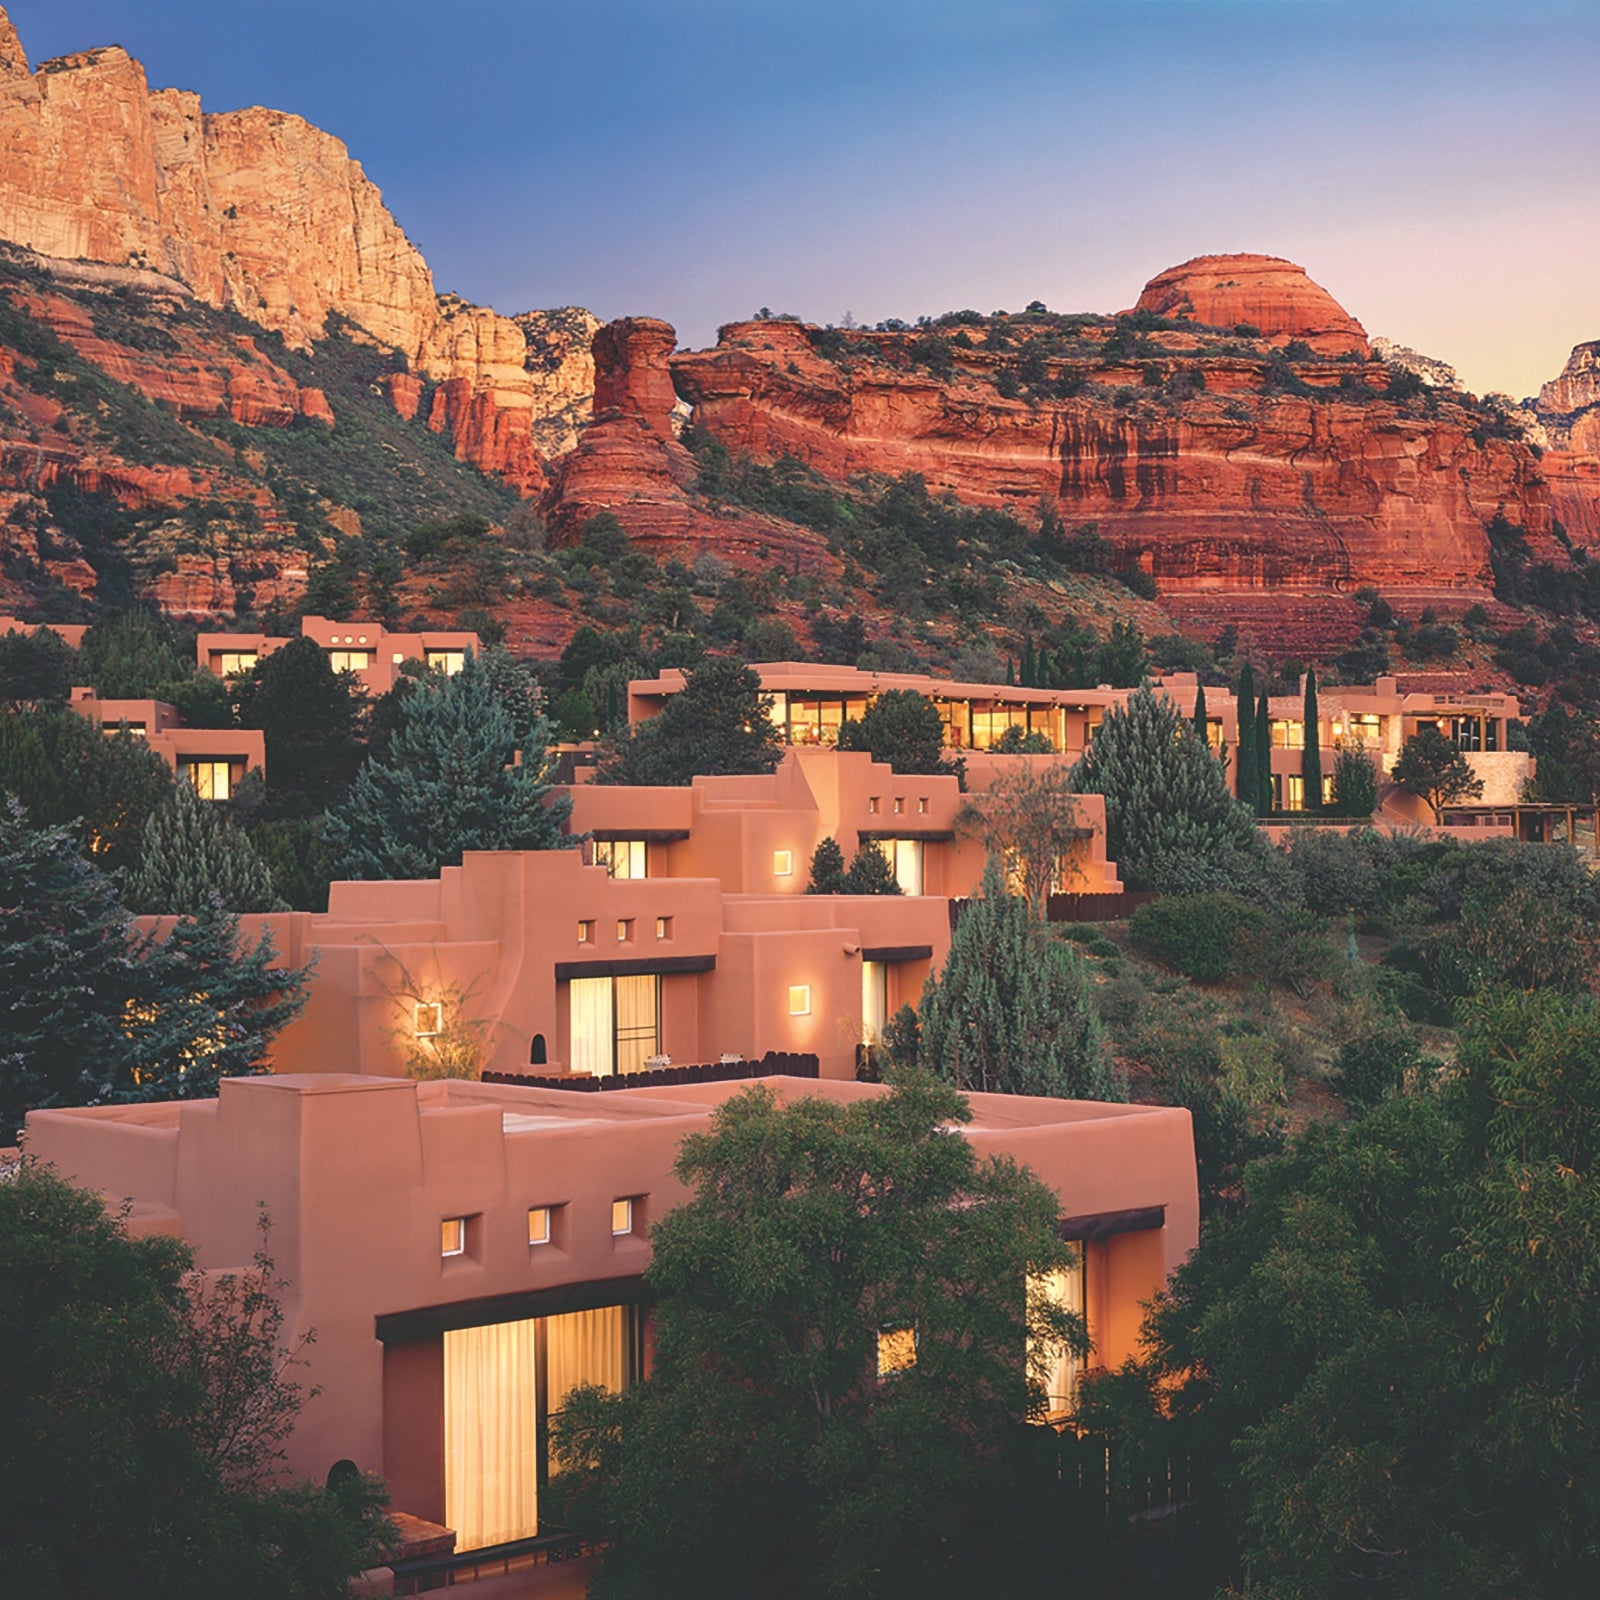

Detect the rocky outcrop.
[
  {"left": 1133, "top": 254, "right": 1370, "bottom": 356},
  {"left": 1535, "top": 342, "right": 1600, "bottom": 546},
  {"left": 1370, "top": 337, "right": 1462, "bottom": 392},
  {"left": 545, "top": 318, "right": 832, "bottom": 569},
  {"left": 667, "top": 296, "right": 1552, "bottom": 635},
  {"left": 0, "top": 7, "right": 593, "bottom": 494}
]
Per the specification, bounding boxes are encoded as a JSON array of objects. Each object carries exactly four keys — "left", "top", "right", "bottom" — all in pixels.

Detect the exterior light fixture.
[
  {"left": 773, "top": 850, "right": 794, "bottom": 876},
  {"left": 789, "top": 985, "right": 812, "bottom": 1017},
  {"left": 414, "top": 1002, "right": 444, "bottom": 1038}
]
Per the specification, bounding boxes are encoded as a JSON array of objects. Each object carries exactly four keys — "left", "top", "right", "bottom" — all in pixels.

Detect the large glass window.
[
  {"left": 215, "top": 651, "right": 257, "bottom": 677},
  {"left": 328, "top": 650, "right": 370, "bottom": 673},
  {"left": 427, "top": 650, "right": 466, "bottom": 675},
  {"left": 880, "top": 838, "right": 924, "bottom": 896},
  {"left": 181, "top": 759, "right": 232, "bottom": 801},
  {"left": 444, "top": 1305, "right": 636, "bottom": 1550},
  {"left": 862, "top": 960, "right": 888, "bottom": 1045},
  {"left": 593, "top": 839, "right": 647, "bottom": 879},
  {"left": 569, "top": 974, "right": 660, "bottom": 1076},
  {"left": 1028, "top": 1253, "right": 1086, "bottom": 1419}
]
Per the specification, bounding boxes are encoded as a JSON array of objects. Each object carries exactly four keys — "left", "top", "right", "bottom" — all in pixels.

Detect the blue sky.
[{"left": 10, "top": 1, "right": 1598, "bottom": 397}]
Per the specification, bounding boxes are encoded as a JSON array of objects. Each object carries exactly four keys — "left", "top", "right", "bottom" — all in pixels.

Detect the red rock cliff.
[{"left": 1133, "top": 253, "right": 1370, "bottom": 356}]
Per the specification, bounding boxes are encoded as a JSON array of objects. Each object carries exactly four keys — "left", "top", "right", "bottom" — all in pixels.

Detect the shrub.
[{"left": 1129, "top": 893, "right": 1264, "bottom": 983}]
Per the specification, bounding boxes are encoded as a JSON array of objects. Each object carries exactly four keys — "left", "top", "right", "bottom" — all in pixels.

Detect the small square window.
[
  {"left": 413, "top": 1001, "right": 443, "bottom": 1038},
  {"left": 578, "top": 919, "right": 594, "bottom": 943},
  {"left": 877, "top": 1326, "right": 917, "bottom": 1378},
  {"left": 392, "top": 652, "right": 405, "bottom": 665},
  {"left": 893, "top": 797, "right": 905, "bottom": 814},
  {"left": 773, "top": 849, "right": 793, "bottom": 877},
  {"left": 918, "top": 797, "right": 929, "bottom": 814},
  {"left": 617, "top": 918, "right": 634, "bottom": 942},
  {"left": 528, "top": 1206, "right": 552, "bottom": 1246},
  {"left": 788, "top": 984, "right": 812, "bottom": 1017},
  {"left": 656, "top": 916, "right": 672, "bottom": 940},
  {"left": 611, "top": 1198, "right": 634, "bottom": 1236},
  {"left": 868, "top": 797, "right": 880, "bottom": 814},
  {"left": 441, "top": 1217, "right": 466, "bottom": 1257}
]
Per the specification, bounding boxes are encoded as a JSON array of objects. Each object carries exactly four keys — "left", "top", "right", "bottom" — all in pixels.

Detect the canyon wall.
[{"left": 0, "top": 7, "right": 592, "bottom": 491}]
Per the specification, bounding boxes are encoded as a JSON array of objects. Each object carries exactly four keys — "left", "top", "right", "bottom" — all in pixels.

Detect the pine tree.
[
  {"left": 805, "top": 836, "right": 848, "bottom": 894},
  {"left": 842, "top": 840, "right": 902, "bottom": 895},
  {"left": 1067, "top": 685, "right": 1259, "bottom": 890},
  {"left": 1255, "top": 686, "right": 1273, "bottom": 816},
  {"left": 125, "top": 777, "right": 283, "bottom": 914},
  {"left": 1302, "top": 666, "right": 1323, "bottom": 811},
  {"left": 1235, "top": 665, "right": 1258, "bottom": 806},
  {"left": 1193, "top": 679, "right": 1209, "bottom": 749},
  {"left": 323, "top": 650, "right": 572, "bottom": 880},
  {"left": 916, "top": 858, "right": 1119, "bottom": 1100}
]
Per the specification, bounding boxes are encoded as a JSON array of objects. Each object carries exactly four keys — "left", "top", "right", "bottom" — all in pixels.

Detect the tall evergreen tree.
[
  {"left": 915, "top": 858, "right": 1119, "bottom": 1100},
  {"left": 1193, "top": 679, "right": 1209, "bottom": 750},
  {"left": 323, "top": 651, "right": 572, "bottom": 880},
  {"left": 805, "top": 836, "right": 848, "bottom": 895},
  {"left": 1302, "top": 666, "right": 1323, "bottom": 811},
  {"left": 1255, "top": 685, "right": 1273, "bottom": 815},
  {"left": 124, "top": 777, "right": 283, "bottom": 914},
  {"left": 0, "top": 626, "right": 75, "bottom": 709},
  {"left": 1235, "top": 665, "right": 1258, "bottom": 806},
  {"left": 842, "top": 839, "right": 902, "bottom": 895},
  {"left": 1068, "top": 686, "right": 1259, "bottom": 890}
]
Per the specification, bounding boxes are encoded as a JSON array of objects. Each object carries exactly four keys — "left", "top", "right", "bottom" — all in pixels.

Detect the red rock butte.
[{"left": 1134, "top": 254, "right": 1370, "bottom": 357}]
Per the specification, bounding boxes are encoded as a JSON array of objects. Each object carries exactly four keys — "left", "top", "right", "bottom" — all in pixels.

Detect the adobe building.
[
  {"left": 0, "top": 614, "right": 89, "bottom": 649},
  {"left": 67, "top": 687, "right": 265, "bottom": 798},
  {"left": 195, "top": 615, "right": 482, "bottom": 696},
  {"left": 23, "top": 1072, "right": 1199, "bottom": 1555}
]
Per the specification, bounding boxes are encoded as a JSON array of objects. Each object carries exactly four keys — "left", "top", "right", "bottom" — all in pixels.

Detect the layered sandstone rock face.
[
  {"left": 545, "top": 317, "right": 832, "bottom": 569},
  {"left": 1536, "top": 342, "right": 1600, "bottom": 545},
  {"left": 1134, "top": 254, "right": 1370, "bottom": 357},
  {"left": 666, "top": 296, "right": 1552, "bottom": 640},
  {"left": 0, "top": 7, "right": 592, "bottom": 494}
]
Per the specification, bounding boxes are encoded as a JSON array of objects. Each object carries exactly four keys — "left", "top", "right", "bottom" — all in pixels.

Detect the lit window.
[
  {"left": 788, "top": 985, "right": 812, "bottom": 1017},
  {"left": 528, "top": 1206, "right": 553, "bottom": 1246},
  {"left": 893, "top": 798, "right": 904, "bottom": 814},
  {"left": 918, "top": 798, "right": 929, "bottom": 814},
  {"left": 414, "top": 1001, "right": 443, "bottom": 1038},
  {"left": 773, "top": 849, "right": 793, "bottom": 877},
  {"left": 427, "top": 650, "right": 466, "bottom": 675},
  {"left": 216, "top": 651, "right": 257, "bottom": 676},
  {"left": 329, "top": 650, "right": 370, "bottom": 672},
  {"left": 656, "top": 917, "right": 672, "bottom": 940},
  {"left": 868, "top": 797, "right": 879, "bottom": 814},
  {"left": 392, "top": 652, "right": 405, "bottom": 665},
  {"left": 594, "top": 839, "right": 647, "bottom": 878},
  {"left": 877, "top": 1326, "right": 917, "bottom": 1378},
  {"left": 441, "top": 1217, "right": 466, "bottom": 1257},
  {"left": 578, "top": 920, "right": 594, "bottom": 944},
  {"left": 182, "top": 760, "right": 232, "bottom": 801},
  {"left": 617, "top": 918, "right": 634, "bottom": 942},
  {"left": 611, "top": 1198, "right": 634, "bottom": 1236}
]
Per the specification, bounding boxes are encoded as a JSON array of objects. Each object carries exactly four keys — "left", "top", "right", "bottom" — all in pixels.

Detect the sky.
[{"left": 9, "top": 0, "right": 1598, "bottom": 398}]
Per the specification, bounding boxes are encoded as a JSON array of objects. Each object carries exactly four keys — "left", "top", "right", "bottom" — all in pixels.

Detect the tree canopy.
[
  {"left": 1392, "top": 724, "right": 1485, "bottom": 817},
  {"left": 549, "top": 1075, "right": 1082, "bottom": 1600},
  {"left": 322, "top": 650, "right": 571, "bottom": 880},
  {"left": 1067, "top": 685, "right": 1259, "bottom": 891},
  {"left": 597, "top": 657, "right": 783, "bottom": 786},
  {"left": 125, "top": 776, "right": 283, "bottom": 913},
  {"left": 0, "top": 1161, "right": 394, "bottom": 1598},
  {"left": 836, "top": 688, "right": 949, "bottom": 775}
]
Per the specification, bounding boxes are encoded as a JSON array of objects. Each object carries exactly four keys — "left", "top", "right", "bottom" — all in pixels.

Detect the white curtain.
[
  {"left": 891, "top": 839, "right": 924, "bottom": 896},
  {"left": 444, "top": 1320, "right": 539, "bottom": 1551},
  {"left": 546, "top": 1305, "right": 627, "bottom": 1412},
  {"left": 861, "top": 962, "right": 888, "bottom": 1044},
  {"left": 569, "top": 977, "right": 614, "bottom": 1076},
  {"left": 613, "top": 974, "right": 659, "bottom": 1076},
  {"left": 1029, "top": 1259, "right": 1086, "bottom": 1418}
]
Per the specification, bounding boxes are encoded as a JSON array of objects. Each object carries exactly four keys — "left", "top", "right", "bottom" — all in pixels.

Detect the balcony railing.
[{"left": 483, "top": 1051, "right": 820, "bottom": 1093}]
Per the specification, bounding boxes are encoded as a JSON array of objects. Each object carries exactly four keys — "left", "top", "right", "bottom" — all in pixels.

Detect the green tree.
[
  {"left": 0, "top": 707, "right": 172, "bottom": 872},
  {"left": 548, "top": 1075, "right": 1083, "bottom": 1600},
  {"left": 955, "top": 764, "right": 1083, "bottom": 915},
  {"left": 598, "top": 657, "right": 783, "bottom": 785},
  {"left": 1234, "top": 664, "right": 1258, "bottom": 808},
  {"left": 837, "top": 688, "right": 949, "bottom": 775},
  {"left": 806, "top": 835, "right": 848, "bottom": 894},
  {"left": 842, "top": 838, "right": 902, "bottom": 894},
  {"left": 231, "top": 637, "right": 366, "bottom": 817},
  {"left": 0, "top": 802, "right": 309, "bottom": 1137},
  {"left": 1332, "top": 746, "right": 1379, "bottom": 815},
  {"left": 125, "top": 776, "right": 284, "bottom": 913},
  {"left": 916, "top": 859, "right": 1119, "bottom": 1099},
  {"left": 1392, "top": 724, "right": 1485, "bottom": 817},
  {"left": 78, "top": 609, "right": 192, "bottom": 697},
  {"left": 0, "top": 1161, "right": 395, "bottom": 1598},
  {"left": 1254, "top": 685, "right": 1271, "bottom": 815},
  {"left": 323, "top": 651, "right": 572, "bottom": 880},
  {"left": 1067, "top": 686, "right": 1259, "bottom": 891},
  {"left": 0, "top": 625, "right": 75, "bottom": 708},
  {"left": 1301, "top": 667, "right": 1322, "bottom": 811},
  {"left": 1192, "top": 678, "right": 1209, "bottom": 748}
]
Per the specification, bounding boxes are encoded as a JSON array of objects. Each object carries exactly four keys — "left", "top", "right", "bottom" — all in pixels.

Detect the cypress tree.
[
  {"left": 1235, "top": 665, "right": 1258, "bottom": 805},
  {"left": 1255, "top": 687, "right": 1273, "bottom": 815},
  {"left": 916, "top": 857, "right": 1120, "bottom": 1100},
  {"left": 323, "top": 651, "right": 573, "bottom": 880},
  {"left": 1193, "top": 680, "right": 1209, "bottom": 749},
  {"left": 1302, "top": 666, "right": 1323, "bottom": 811},
  {"left": 125, "top": 778, "right": 283, "bottom": 914},
  {"left": 1067, "top": 686, "right": 1259, "bottom": 890},
  {"left": 1021, "top": 637, "right": 1036, "bottom": 689}
]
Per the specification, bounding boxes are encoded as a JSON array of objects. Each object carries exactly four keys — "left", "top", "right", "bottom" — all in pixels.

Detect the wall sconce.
[
  {"left": 773, "top": 849, "right": 794, "bottom": 877},
  {"left": 788, "top": 985, "right": 812, "bottom": 1017},
  {"left": 414, "top": 1001, "right": 443, "bottom": 1038}
]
